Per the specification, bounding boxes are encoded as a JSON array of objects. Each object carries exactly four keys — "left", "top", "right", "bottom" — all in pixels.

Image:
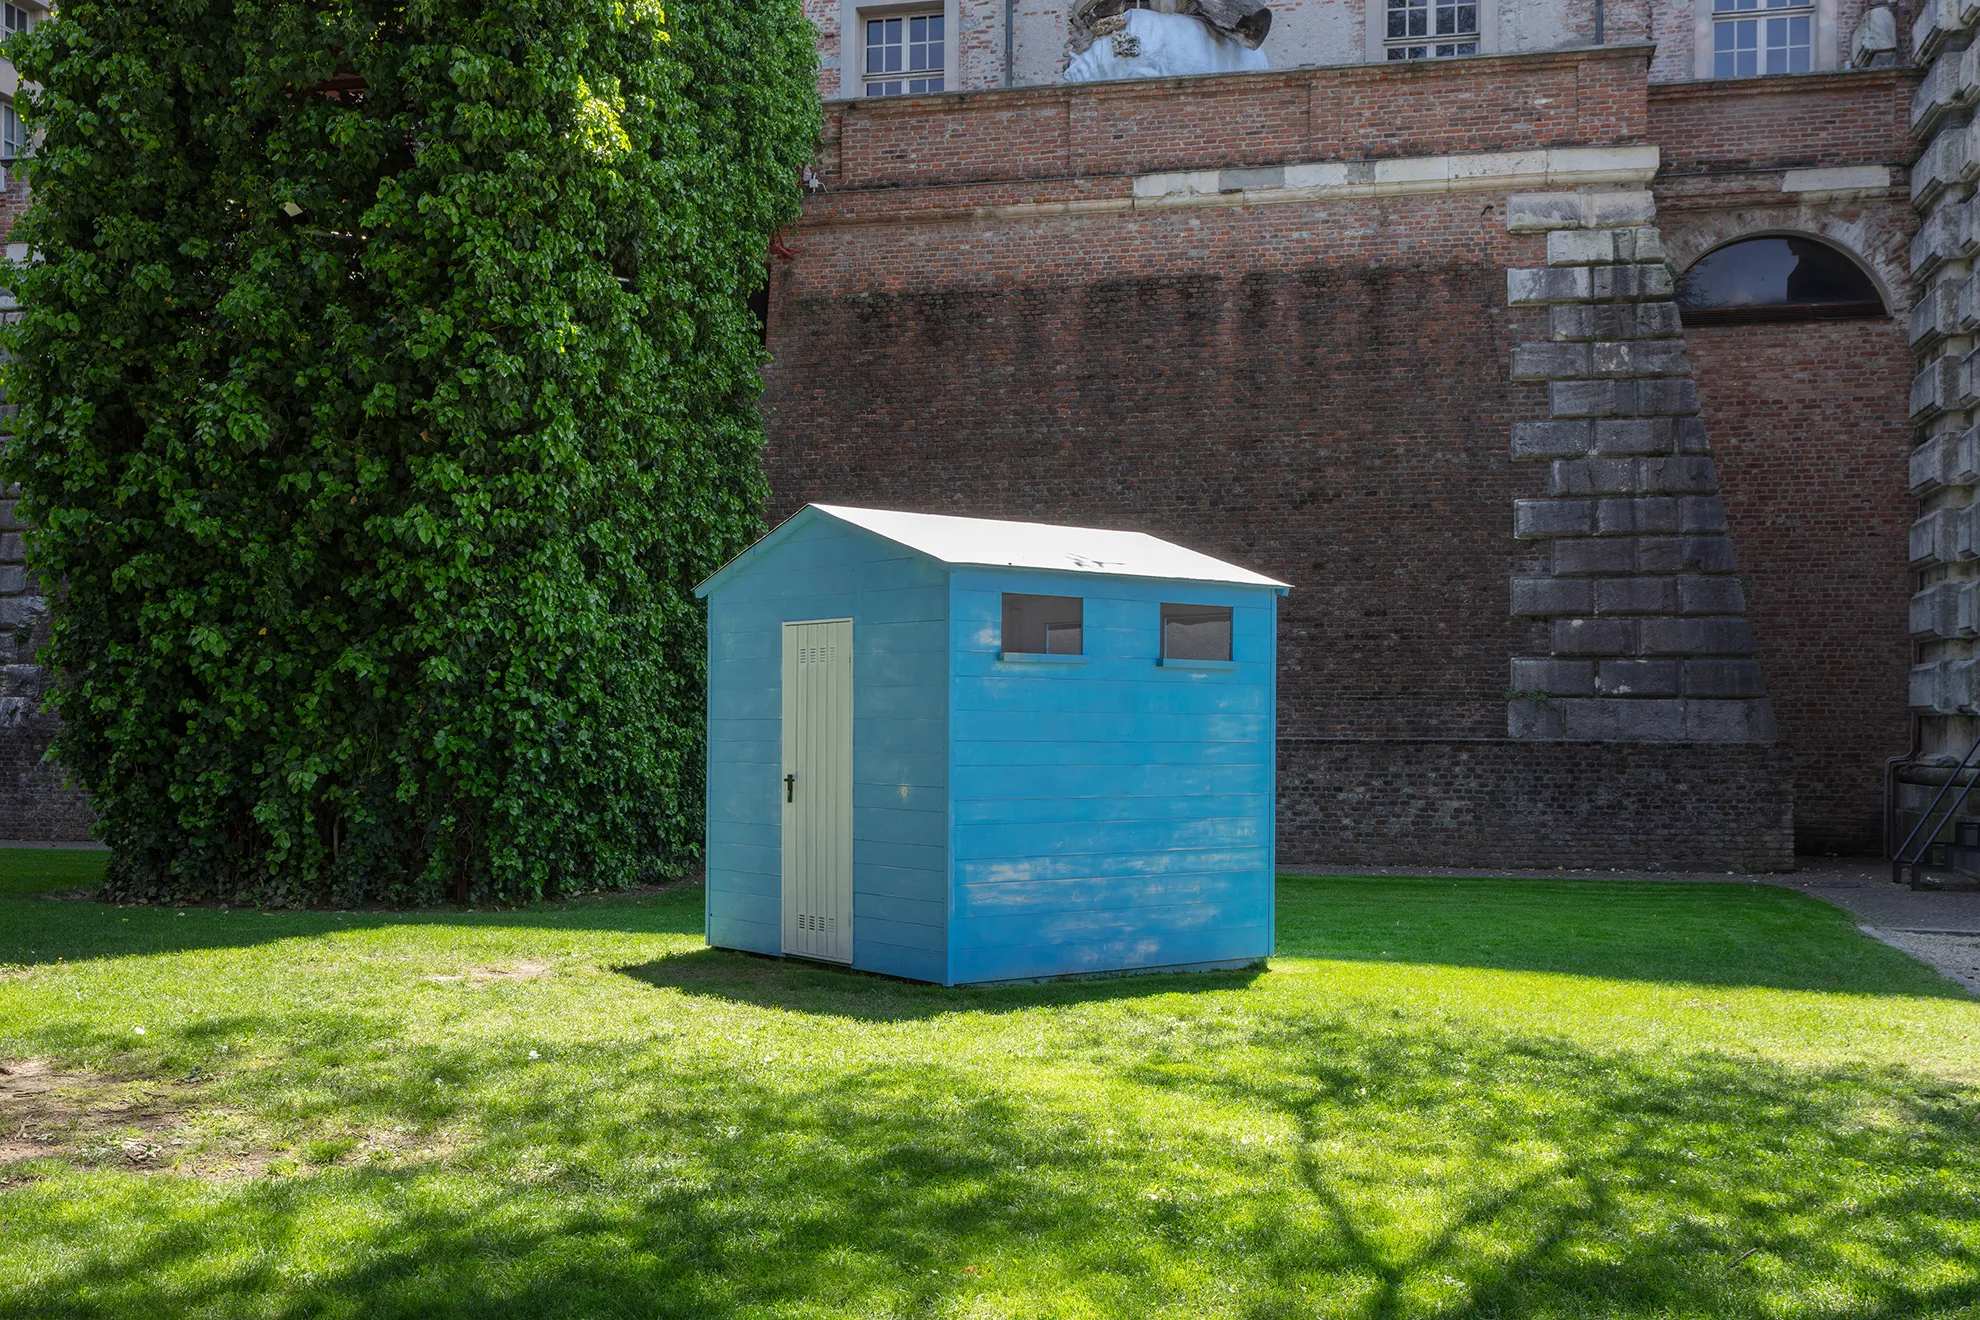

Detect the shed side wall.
[
  {"left": 947, "top": 568, "right": 1276, "bottom": 983},
  {"left": 705, "top": 517, "right": 950, "bottom": 981}
]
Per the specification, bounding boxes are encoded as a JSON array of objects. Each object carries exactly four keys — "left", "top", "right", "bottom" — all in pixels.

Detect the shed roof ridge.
[{"left": 807, "top": 504, "right": 1292, "bottom": 589}]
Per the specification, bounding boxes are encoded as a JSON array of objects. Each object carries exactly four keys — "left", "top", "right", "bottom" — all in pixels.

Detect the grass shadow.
[
  {"left": 616, "top": 945, "right": 1267, "bottom": 1021},
  {"left": 5, "top": 1001, "right": 1977, "bottom": 1317}
]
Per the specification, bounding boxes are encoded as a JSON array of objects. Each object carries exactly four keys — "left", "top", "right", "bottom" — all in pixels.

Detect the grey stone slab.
[
  {"left": 1507, "top": 192, "right": 1586, "bottom": 232},
  {"left": 1508, "top": 266, "right": 1592, "bottom": 305},
  {"left": 1638, "top": 456, "right": 1718, "bottom": 494},
  {"left": 1589, "top": 263, "right": 1676, "bottom": 301},
  {"left": 1592, "top": 338, "right": 1688, "bottom": 378},
  {"left": 1547, "top": 228, "right": 1620, "bottom": 266},
  {"left": 1582, "top": 190, "right": 1656, "bottom": 228},
  {"left": 1637, "top": 536, "right": 1684, "bottom": 573},
  {"left": 1596, "top": 659, "right": 1680, "bottom": 696},
  {"left": 1592, "top": 419, "right": 1677, "bottom": 456},
  {"left": 0, "top": 565, "right": 22, "bottom": 595},
  {"left": 1553, "top": 536, "right": 1638, "bottom": 575},
  {"left": 1559, "top": 696, "right": 1686, "bottom": 741},
  {"left": 0, "top": 596, "right": 47, "bottom": 630},
  {"left": 0, "top": 664, "right": 43, "bottom": 699},
  {"left": 1618, "top": 227, "right": 1665, "bottom": 262},
  {"left": 1510, "top": 420, "right": 1592, "bottom": 460},
  {"left": 1682, "top": 697, "right": 1778, "bottom": 742},
  {"left": 0, "top": 533, "right": 21, "bottom": 562},
  {"left": 1674, "top": 417, "right": 1711, "bottom": 454},
  {"left": 1680, "top": 535, "right": 1738, "bottom": 573},
  {"left": 1683, "top": 658, "right": 1767, "bottom": 698},
  {"left": 1509, "top": 657, "right": 1596, "bottom": 697},
  {"left": 1594, "top": 576, "right": 1678, "bottom": 615},
  {"left": 1548, "top": 379, "right": 1630, "bottom": 418},
  {"left": 1595, "top": 496, "right": 1678, "bottom": 534},
  {"left": 1679, "top": 497, "right": 1729, "bottom": 534},
  {"left": 1678, "top": 575, "right": 1748, "bottom": 615},
  {"left": 1549, "top": 305, "right": 1594, "bottom": 342},
  {"left": 1639, "top": 616, "right": 1758, "bottom": 656},
  {"left": 1549, "top": 457, "right": 1638, "bottom": 496},
  {"left": 0, "top": 500, "right": 21, "bottom": 533},
  {"left": 1636, "top": 378, "right": 1702, "bottom": 416},
  {"left": 1510, "top": 576, "right": 1594, "bottom": 617},
  {"left": 1219, "top": 166, "right": 1284, "bottom": 191},
  {"left": 1513, "top": 497, "right": 1593, "bottom": 539},
  {"left": 1550, "top": 616, "right": 1638, "bottom": 656},
  {"left": 1511, "top": 342, "right": 1591, "bottom": 381},
  {"left": 1506, "top": 695, "right": 1567, "bottom": 738}
]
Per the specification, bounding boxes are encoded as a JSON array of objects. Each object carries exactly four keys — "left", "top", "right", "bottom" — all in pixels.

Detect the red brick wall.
[
  {"left": 1688, "top": 319, "right": 1914, "bottom": 855},
  {"left": 1647, "top": 70, "right": 1916, "bottom": 175},
  {"left": 818, "top": 47, "right": 1652, "bottom": 192},
  {"left": 765, "top": 198, "right": 1551, "bottom": 746}
]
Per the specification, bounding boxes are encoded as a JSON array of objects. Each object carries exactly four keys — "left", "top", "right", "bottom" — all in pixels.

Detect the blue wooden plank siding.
[
  {"left": 702, "top": 516, "right": 951, "bottom": 981},
  {"left": 946, "top": 568, "right": 1279, "bottom": 985}
]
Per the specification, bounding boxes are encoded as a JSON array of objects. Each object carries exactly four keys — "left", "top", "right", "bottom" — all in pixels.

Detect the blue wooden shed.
[{"left": 694, "top": 504, "right": 1290, "bottom": 985}]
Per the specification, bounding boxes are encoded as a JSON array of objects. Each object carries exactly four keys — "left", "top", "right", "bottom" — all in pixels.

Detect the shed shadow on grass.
[{"left": 615, "top": 946, "right": 1266, "bottom": 1021}]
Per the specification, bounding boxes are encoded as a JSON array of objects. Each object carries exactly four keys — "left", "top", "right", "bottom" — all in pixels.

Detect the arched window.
[{"left": 1677, "top": 236, "right": 1886, "bottom": 326}]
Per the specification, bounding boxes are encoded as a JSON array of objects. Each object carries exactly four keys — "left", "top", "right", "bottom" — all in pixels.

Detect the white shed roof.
[{"left": 804, "top": 504, "right": 1289, "bottom": 588}]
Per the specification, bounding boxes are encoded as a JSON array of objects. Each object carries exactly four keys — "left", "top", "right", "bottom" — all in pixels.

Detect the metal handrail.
[{"left": 1892, "top": 730, "right": 1980, "bottom": 884}]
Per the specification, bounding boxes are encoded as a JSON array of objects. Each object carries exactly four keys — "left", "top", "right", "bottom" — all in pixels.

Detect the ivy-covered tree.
[{"left": 1, "top": 0, "right": 819, "bottom": 903}]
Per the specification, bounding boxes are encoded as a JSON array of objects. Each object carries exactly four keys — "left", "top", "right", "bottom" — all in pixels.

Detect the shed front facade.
[{"left": 696, "top": 505, "right": 1288, "bottom": 986}]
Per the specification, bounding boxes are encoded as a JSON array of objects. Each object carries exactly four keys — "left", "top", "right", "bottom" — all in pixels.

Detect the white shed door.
[{"left": 781, "top": 618, "right": 854, "bottom": 964}]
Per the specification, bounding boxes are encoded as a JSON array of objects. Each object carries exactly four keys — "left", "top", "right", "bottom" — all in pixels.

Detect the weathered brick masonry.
[
  {"left": 1650, "top": 72, "right": 1919, "bottom": 853},
  {"left": 0, "top": 47, "right": 1919, "bottom": 866},
  {"left": 765, "top": 45, "right": 1809, "bottom": 869}
]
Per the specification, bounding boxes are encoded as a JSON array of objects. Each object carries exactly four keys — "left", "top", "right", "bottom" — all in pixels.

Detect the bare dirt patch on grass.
[
  {"left": 423, "top": 959, "right": 555, "bottom": 985},
  {"left": 1, "top": 1059, "right": 186, "bottom": 1174},
  {"left": 0, "top": 1059, "right": 278, "bottom": 1182}
]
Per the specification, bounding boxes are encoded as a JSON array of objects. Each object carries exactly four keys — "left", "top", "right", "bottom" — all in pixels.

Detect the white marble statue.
[{"left": 1065, "top": 1, "right": 1272, "bottom": 83}]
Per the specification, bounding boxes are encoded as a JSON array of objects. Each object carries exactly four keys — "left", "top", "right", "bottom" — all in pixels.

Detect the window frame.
[
  {"left": 1693, "top": 0, "right": 1836, "bottom": 78},
  {"left": 1366, "top": 0, "right": 1495, "bottom": 63},
  {"left": 1159, "top": 603, "right": 1236, "bottom": 666},
  {"left": 1674, "top": 233, "right": 1888, "bottom": 326},
  {"left": 838, "top": 0, "right": 959, "bottom": 101},
  {"left": 1000, "top": 592, "right": 1085, "bottom": 660}
]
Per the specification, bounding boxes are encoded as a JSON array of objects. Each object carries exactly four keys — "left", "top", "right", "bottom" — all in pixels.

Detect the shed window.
[
  {"left": 1162, "top": 604, "right": 1233, "bottom": 662},
  {"left": 1003, "top": 593, "right": 1082, "bottom": 655},
  {"left": 1677, "top": 237, "right": 1885, "bottom": 325}
]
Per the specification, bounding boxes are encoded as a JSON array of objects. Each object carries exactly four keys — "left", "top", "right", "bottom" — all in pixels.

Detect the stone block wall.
[
  {"left": 1895, "top": 11, "right": 1980, "bottom": 839},
  {"left": 0, "top": 475, "right": 90, "bottom": 841},
  {"left": 1500, "top": 189, "right": 1779, "bottom": 744}
]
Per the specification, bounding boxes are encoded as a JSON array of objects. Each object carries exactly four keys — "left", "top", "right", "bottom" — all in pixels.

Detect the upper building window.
[
  {"left": 1677, "top": 236, "right": 1884, "bottom": 325},
  {"left": 1712, "top": 0, "right": 1813, "bottom": 76},
  {"left": 2, "top": 3, "right": 30, "bottom": 34},
  {"left": 1, "top": 100, "right": 25, "bottom": 164},
  {"left": 865, "top": 12, "right": 945, "bottom": 96},
  {"left": 1385, "top": 0, "right": 1478, "bottom": 59}
]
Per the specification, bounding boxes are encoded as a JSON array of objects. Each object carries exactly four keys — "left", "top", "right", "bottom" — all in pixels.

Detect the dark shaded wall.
[
  {"left": 761, "top": 192, "right": 1795, "bottom": 869},
  {"left": 762, "top": 197, "right": 1544, "bottom": 747}
]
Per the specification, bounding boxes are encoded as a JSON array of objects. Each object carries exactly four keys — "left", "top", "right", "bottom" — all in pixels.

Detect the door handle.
[{"left": 785, "top": 773, "right": 797, "bottom": 803}]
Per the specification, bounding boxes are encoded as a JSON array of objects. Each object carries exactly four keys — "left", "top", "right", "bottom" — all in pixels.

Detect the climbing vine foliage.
[{"left": 2, "top": 0, "right": 819, "bottom": 903}]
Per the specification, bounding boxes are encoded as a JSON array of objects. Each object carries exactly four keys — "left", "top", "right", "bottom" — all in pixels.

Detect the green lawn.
[{"left": 1, "top": 849, "right": 1976, "bottom": 1319}]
